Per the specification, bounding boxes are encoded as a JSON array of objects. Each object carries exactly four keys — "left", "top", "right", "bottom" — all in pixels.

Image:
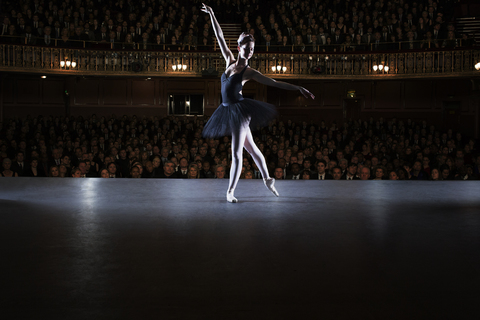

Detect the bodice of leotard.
[{"left": 221, "top": 66, "right": 248, "bottom": 105}]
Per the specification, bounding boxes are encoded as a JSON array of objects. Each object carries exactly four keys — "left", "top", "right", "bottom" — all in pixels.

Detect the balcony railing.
[{"left": 1, "top": 40, "right": 479, "bottom": 79}]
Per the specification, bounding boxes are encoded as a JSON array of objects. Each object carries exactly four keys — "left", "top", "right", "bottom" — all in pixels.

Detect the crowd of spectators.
[
  {"left": 0, "top": 0, "right": 476, "bottom": 52},
  {"left": 1, "top": 113, "right": 479, "bottom": 181}
]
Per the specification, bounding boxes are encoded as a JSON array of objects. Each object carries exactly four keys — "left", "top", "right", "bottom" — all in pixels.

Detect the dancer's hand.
[
  {"left": 201, "top": 3, "right": 213, "bottom": 14},
  {"left": 299, "top": 87, "right": 315, "bottom": 99}
]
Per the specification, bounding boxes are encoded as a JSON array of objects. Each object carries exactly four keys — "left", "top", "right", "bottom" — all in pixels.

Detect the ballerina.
[{"left": 201, "top": 3, "right": 315, "bottom": 203}]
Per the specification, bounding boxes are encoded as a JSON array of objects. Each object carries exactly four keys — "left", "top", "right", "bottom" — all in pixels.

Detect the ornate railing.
[{"left": 1, "top": 43, "right": 479, "bottom": 79}]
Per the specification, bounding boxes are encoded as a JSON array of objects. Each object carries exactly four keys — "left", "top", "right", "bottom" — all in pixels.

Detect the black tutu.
[{"left": 202, "top": 98, "right": 277, "bottom": 138}]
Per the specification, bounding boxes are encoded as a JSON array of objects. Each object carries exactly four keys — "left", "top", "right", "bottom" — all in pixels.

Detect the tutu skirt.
[{"left": 202, "top": 98, "right": 277, "bottom": 138}]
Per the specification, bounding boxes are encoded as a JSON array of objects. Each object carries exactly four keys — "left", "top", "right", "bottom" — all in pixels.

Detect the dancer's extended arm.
[
  {"left": 249, "top": 69, "right": 315, "bottom": 99},
  {"left": 201, "top": 3, "right": 234, "bottom": 65}
]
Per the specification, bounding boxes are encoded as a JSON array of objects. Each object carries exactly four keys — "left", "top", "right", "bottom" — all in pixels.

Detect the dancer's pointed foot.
[
  {"left": 227, "top": 191, "right": 238, "bottom": 203},
  {"left": 264, "top": 178, "right": 279, "bottom": 197}
]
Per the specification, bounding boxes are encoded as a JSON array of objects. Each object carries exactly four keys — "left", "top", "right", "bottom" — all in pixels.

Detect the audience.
[
  {"left": 0, "top": 113, "right": 478, "bottom": 180},
  {"left": 0, "top": 0, "right": 476, "bottom": 52}
]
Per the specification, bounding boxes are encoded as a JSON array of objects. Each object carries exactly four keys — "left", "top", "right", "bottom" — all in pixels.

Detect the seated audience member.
[
  {"left": 151, "top": 156, "right": 163, "bottom": 177},
  {"left": 1, "top": 158, "right": 18, "bottom": 177},
  {"left": 77, "top": 160, "right": 94, "bottom": 177},
  {"left": 460, "top": 33, "right": 474, "bottom": 47},
  {"left": 58, "top": 28, "right": 71, "bottom": 47},
  {"left": 160, "top": 161, "right": 178, "bottom": 178},
  {"left": 130, "top": 165, "right": 141, "bottom": 178},
  {"left": 440, "top": 164, "right": 453, "bottom": 180},
  {"left": 285, "top": 163, "right": 301, "bottom": 179},
  {"left": 25, "top": 159, "right": 45, "bottom": 177},
  {"left": 331, "top": 166, "right": 343, "bottom": 180},
  {"left": 342, "top": 163, "right": 359, "bottom": 180},
  {"left": 359, "top": 167, "right": 371, "bottom": 180},
  {"left": 99, "top": 168, "right": 110, "bottom": 178},
  {"left": 429, "top": 168, "right": 442, "bottom": 181},
  {"left": 11, "top": 151, "right": 29, "bottom": 176},
  {"left": 421, "top": 31, "right": 439, "bottom": 50},
  {"left": 410, "top": 160, "right": 427, "bottom": 180},
  {"left": 142, "top": 161, "right": 155, "bottom": 178},
  {"left": 422, "top": 157, "right": 432, "bottom": 176},
  {"left": 274, "top": 167, "right": 285, "bottom": 180},
  {"left": 244, "top": 170, "right": 253, "bottom": 179},
  {"left": 301, "top": 159, "right": 314, "bottom": 174},
  {"left": 397, "top": 167, "right": 408, "bottom": 180},
  {"left": 49, "top": 165, "right": 60, "bottom": 177},
  {"left": 123, "top": 34, "right": 136, "bottom": 50},
  {"left": 442, "top": 30, "right": 457, "bottom": 48},
  {"left": 315, "top": 160, "right": 332, "bottom": 180},
  {"left": 389, "top": 170, "right": 399, "bottom": 180},
  {"left": 302, "top": 170, "right": 312, "bottom": 180},
  {"left": 372, "top": 166, "right": 386, "bottom": 180},
  {"left": 188, "top": 163, "right": 200, "bottom": 179},
  {"left": 71, "top": 167, "right": 83, "bottom": 178},
  {"left": 178, "top": 157, "right": 189, "bottom": 178},
  {"left": 215, "top": 164, "right": 226, "bottom": 179},
  {"left": 201, "top": 161, "right": 215, "bottom": 178},
  {"left": 59, "top": 164, "right": 69, "bottom": 177}
]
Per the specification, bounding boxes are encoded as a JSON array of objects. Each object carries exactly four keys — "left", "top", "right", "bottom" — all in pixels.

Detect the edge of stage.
[{"left": 1, "top": 178, "right": 480, "bottom": 319}]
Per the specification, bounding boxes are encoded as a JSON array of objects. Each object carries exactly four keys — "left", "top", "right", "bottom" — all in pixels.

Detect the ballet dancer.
[{"left": 201, "top": 3, "right": 315, "bottom": 203}]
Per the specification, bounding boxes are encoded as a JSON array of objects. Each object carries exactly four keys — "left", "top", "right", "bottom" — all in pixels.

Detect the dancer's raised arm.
[{"left": 201, "top": 3, "right": 235, "bottom": 65}]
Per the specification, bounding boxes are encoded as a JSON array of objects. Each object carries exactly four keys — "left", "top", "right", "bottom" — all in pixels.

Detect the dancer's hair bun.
[{"left": 237, "top": 32, "right": 255, "bottom": 46}]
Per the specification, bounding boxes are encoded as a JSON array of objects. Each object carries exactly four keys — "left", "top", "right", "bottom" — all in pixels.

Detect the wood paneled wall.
[{"left": 1, "top": 74, "right": 479, "bottom": 137}]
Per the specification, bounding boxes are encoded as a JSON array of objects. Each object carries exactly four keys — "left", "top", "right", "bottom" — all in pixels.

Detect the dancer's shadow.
[{"left": 235, "top": 196, "right": 327, "bottom": 203}]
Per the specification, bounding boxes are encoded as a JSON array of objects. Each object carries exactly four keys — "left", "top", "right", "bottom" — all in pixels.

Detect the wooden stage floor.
[{"left": 1, "top": 178, "right": 479, "bottom": 319}]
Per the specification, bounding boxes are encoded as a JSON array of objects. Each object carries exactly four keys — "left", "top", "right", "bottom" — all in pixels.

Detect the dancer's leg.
[
  {"left": 227, "top": 122, "right": 248, "bottom": 198},
  {"left": 243, "top": 128, "right": 279, "bottom": 197},
  {"left": 243, "top": 128, "right": 270, "bottom": 179}
]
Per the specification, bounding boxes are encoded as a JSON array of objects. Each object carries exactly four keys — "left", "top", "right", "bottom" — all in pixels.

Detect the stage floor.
[{"left": 1, "top": 178, "right": 480, "bottom": 319}]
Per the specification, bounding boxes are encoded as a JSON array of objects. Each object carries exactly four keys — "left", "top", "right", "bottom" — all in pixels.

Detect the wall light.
[
  {"left": 373, "top": 61, "right": 388, "bottom": 73},
  {"left": 272, "top": 64, "right": 287, "bottom": 73},
  {"left": 172, "top": 60, "right": 187, "bottom": 72},
  {"left": 60, "top": 59, "right": 76, "bottom": 69},
  {"left": 475, "top": 62, "right": 480, "bottom": 70}
]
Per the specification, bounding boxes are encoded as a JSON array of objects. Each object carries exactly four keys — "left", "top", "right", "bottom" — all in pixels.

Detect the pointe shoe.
[
  {"left": 227, "top": 191, "right": 238, "bottom": 203},
  {"left": 264, "top": 178, "right": 279, "bottom": 197}
]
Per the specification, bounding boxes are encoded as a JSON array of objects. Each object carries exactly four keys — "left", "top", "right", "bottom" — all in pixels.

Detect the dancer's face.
[{"left": 238, "top": 41, "right": 254, "bottom": 60}]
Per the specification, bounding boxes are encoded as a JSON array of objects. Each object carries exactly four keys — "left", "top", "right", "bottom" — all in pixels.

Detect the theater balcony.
[{"left": 1, "top": 41, "right": 479, "bottom": 80}]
